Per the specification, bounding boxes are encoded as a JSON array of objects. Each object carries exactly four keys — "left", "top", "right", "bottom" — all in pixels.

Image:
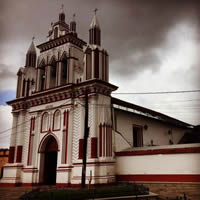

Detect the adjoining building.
[
  {"left": 0, "top": 149, "right": 9, "bottom": 179},
  {"left": 0, "top": 7, "right": 199, "bottom": 191}
]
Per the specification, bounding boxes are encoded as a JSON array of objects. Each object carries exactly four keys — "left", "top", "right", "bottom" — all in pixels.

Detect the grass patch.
[{"left": 38, "top": 183, "right": 149, "bottom": 200}]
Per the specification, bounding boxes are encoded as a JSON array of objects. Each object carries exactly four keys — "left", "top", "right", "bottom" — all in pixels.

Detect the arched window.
[
  {"left": 26, "top": 79, "right": 30, "bottom": 97},
  {"left": 16, "top": 75, "right": 22, "bottom": 98},
  {"left": 60, "top": 54, "right": 68, "bottom": 85},
  {"left": 53, "top": 110, "right": 61, "bottom": 131},
  {"left": 22, "top": 79, "right": 26, "bottom": 97},
  {"left": 38, "top": 60, "right": 46, "bottom": 91},
  {"left": 41, "top": 112, "right": 49, "bottom": 132},
  {"left": 54, "top": 27, "right": 58, "bottom": 39},
  {"left": 49, "top": 57, "right": 57, "bottom": 88}
]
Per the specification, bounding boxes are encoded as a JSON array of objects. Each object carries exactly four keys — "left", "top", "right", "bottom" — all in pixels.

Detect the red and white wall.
[{"left": 116, "top": 144, "right": 200, "bottom": 183}]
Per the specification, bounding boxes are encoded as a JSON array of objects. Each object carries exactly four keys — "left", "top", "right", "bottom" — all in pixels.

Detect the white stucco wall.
[
  {"left": 114, "top": 108, "right": 189, "bottom": 152},
  {"left": 116, "top": 144, "right": 200, "bottom": 176}
]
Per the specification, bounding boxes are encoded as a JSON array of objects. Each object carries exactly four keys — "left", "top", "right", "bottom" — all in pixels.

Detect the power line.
[
  {"left": 1, "top": 95, "right": 199, "bottom": 137},
  {"left": 0, "top": 100, "right": 71, "bottom": 136},
  {"left": 113, "top": 89, "right": 200, "bottom": 95}
]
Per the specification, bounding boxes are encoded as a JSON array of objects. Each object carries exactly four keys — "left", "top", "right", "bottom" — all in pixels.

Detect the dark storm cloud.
[
  {"left": 1, "top": 0, "right": 200, "bottom": 78},
  {"left": 101, "top": 0, "right": 200, "bottom": 78},
  {"left": 0, "top": 64, "right": 16, "bottom": 80}
]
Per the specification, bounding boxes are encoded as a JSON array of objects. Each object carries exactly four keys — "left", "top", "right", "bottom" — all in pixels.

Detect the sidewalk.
[{"left": 0, "top": 186, "right": 35, "bottom": 200}]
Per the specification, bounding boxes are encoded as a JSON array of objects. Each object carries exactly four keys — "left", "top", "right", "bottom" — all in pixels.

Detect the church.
[{"left": 0, "top": 7, "right": 199, "bottom": 190}]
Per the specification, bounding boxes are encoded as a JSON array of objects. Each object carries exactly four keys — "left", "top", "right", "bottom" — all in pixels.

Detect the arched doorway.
[{"left": 40, "top": 136, "right": 58, "bottom": 185}]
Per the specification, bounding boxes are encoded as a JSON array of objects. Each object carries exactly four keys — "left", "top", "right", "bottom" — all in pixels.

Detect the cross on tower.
[
  {"left": 73, "top": 13, "right": 76, "bottom": 21},
  {"left": 61, "top": 4, "right": 64, "bottom": 12},
  {"left": 94, "top": 8, "right": 98, "bottom": 15}
]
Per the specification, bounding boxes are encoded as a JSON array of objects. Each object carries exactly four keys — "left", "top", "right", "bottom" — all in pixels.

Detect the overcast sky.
[{"left": 0, "top": 0, "right": 200, "bottom": 148}]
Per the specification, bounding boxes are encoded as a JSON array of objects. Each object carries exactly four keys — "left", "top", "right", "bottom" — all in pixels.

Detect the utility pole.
[{"left": 81, "top": 88, "right": 89, "bottom": 188}]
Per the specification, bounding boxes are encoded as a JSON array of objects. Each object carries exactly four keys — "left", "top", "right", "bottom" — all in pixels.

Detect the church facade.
[
  {"left": 0, "top": 8, "right": 199, "bottom": 187},
  {"left": 1, "top": 9, "right": 117, "bottom": 186}
]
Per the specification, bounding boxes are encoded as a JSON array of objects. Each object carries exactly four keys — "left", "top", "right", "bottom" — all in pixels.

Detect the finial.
[
  {"left": 32, "top": 36, "right": 35, "bottom": 41},
  {"left": 94, "top": 8, "right": 98, "bottom": 15},
  {"left": 73, "top": 13, "right": 76, "bottom": 21},
  {"left": 51, "top": 22, "right": 53, "bottom": 27},
  {"left": 60, "top": 4, "right": 64, "bottom": 13}
]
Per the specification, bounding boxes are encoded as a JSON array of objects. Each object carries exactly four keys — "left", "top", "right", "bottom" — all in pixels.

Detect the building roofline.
[
  {"left": 111, "top": 97, "right": 193, "bottom": 129},
  {"left": 7, "top": 79, "right": 118, "bottom": 106}
]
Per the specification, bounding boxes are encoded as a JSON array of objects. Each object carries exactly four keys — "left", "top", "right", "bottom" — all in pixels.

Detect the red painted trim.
[
  {"left": 16, "top": 145, "right": 23, "bottom": 163},
  {"left": 8, "top": 146, "right": 15, "bottom": 163},
  {"left": 64, "top": 110, "right": 69, "bottom": 164},
  {"left": 115, "top": 147, "right": 200, "bottom": 157},
  {"left": 99, "top": 124, "right": 102, "bottom": 157},
  {"left": 56, "top": 183, "right": 70, "bottom": 187},
  {"left": 116, "top": 174, "right": 200, "bottom": 183},
  {"left": 56, "top": 169, "right": 72, "bottom": 172},
  {"left": 78, "top": 139, "right": 84, "bottom": 159},
  {"left": 0, "top": 183, "right": 21, "bottom": 187},
  {"left": 91, "top": 137, "right": 98, "bottom": 158},
  {"left": 58, "top": 166, "right": 73, "bottom": 169},
  {"left": 27, "top": 119, "right": 32, "bottom": 165}
]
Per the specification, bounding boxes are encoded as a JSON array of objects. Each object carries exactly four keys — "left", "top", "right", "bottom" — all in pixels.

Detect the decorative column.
[
  {"left": 90, "top": 97, "right": 98, "bottom": 159},
  {"left": 36, "top": 68, "right": 40, "bottom": 91},
  {"left": 45, "top": 65, "right": 50, "bottom": 89},
  {"left": 105, "top": 52, "right": 109, "bottom": 82},
  {"left": 8, "top": 112, "right": 18, "bottom": 163},
  {"left": 57, "top": 61, "right": 62, "bottom": 86},
  {"left": 91, "top": 50, "right": 95, "bottom": 79},
  {"left": 68, "top": 48, "right": 74, "bottom": 83}
]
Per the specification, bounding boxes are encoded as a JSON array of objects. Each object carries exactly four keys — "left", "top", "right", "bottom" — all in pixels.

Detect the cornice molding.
[
  {"left": 37, "top": 33, "right": 87, "bottom": 53},
  {"left": 7, "top": 79, "right": 118, "bottom": 111}
]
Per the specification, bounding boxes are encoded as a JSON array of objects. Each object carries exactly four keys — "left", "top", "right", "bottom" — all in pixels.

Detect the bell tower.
[
  {"left": 89, "top": 8, "right": 101, "bottom": 46},
  {"left": 2, "top": 6, "right": 118, "bottom": 187},
  {"left": 25, "top": 37, "right": 37, "bottom": 68},
  {"left": 84, "top": 9, "right": 109, "bottom": 82},
  {"left": 59, "top": 4, "right": 65, "bottom": 23},
  {"left": 16, "top": 37, "right": 37, "bottom": 98}
]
